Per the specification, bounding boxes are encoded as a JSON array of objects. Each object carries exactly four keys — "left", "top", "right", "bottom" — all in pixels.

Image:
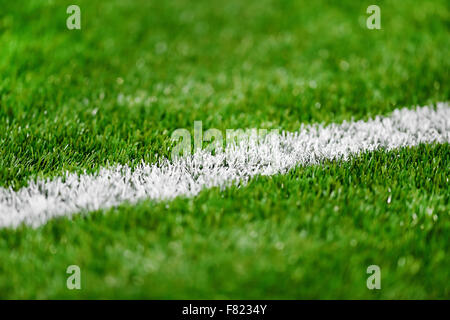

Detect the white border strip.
[{"left": 1, "top": 103, "right": 449, "bottom": 228}]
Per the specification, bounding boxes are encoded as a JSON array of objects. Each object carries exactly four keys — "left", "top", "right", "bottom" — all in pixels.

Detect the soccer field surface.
[{"left": 0, "top": 0, "right": 449, "bottom": 299}]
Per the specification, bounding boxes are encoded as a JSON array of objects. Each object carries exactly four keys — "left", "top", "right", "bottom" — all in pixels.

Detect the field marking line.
[{"left": 0, "top": 102, "right": 449, "bottom": 228}]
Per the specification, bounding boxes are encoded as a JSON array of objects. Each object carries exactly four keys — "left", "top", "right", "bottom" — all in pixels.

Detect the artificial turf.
[{"left": 0, "top": 0, "right": 449, "bottom": 298}]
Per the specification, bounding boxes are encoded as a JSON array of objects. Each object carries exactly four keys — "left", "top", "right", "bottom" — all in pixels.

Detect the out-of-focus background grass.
[{"left": 0, "top": 0, "right": 448, "bottom": 298}]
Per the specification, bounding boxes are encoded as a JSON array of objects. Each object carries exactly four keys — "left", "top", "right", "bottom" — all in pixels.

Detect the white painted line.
[{"left": 0, "top": 103, "right": 449, "bottom": 228}]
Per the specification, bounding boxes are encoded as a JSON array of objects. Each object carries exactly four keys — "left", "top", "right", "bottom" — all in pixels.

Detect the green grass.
[
  {"left": 1, "top": 145, "right": 449, "bottom": 299},
  {"left": 0, "top": 0, "right": 449, "bottom": 298}
]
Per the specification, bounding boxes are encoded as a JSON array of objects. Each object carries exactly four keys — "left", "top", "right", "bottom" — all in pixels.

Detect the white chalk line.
[{"left": 0, "top": 102, "right": 449, "bottom": 229}]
